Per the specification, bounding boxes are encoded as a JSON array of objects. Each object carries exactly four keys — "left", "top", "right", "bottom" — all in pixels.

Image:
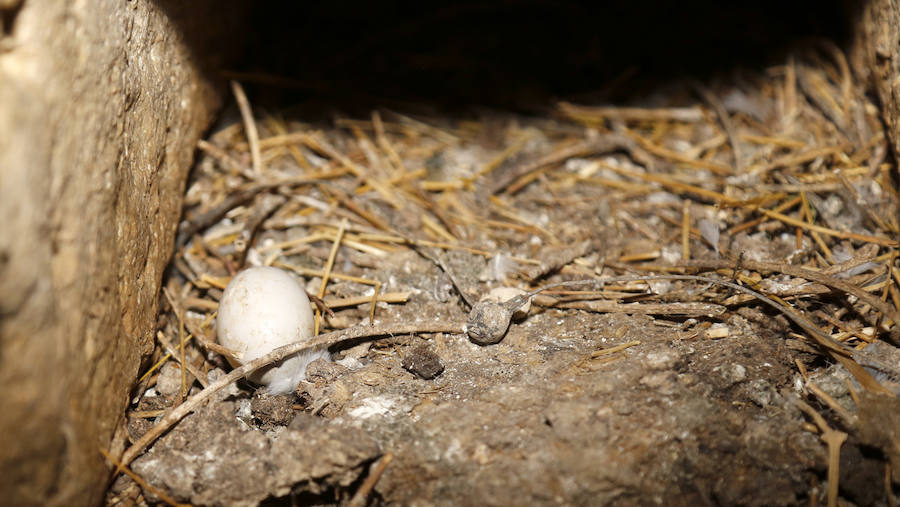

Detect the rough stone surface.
[
  {"left": 849, "top": 0, "right": 900, "bottom": 160},
  {"left": 0, "top": 1, "right": 239, "bottom": 504},
  {"left": 130, "top": 401, "right": 380, "bottom": 506},
  {"left": 120, "top": 306, "right": 825, "bottom": 505}
]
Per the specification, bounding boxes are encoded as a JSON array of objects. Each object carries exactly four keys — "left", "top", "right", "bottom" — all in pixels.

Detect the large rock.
[
  {"left": 849, "top": 0, "right": 900, "bottom": 159},
  {"left": 0, "top": 1, "right": 238, "bottom": 504}
]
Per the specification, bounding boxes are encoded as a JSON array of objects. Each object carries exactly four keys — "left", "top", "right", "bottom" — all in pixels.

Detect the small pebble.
[
  {"left": 251, "top": 393, "right": 295, "bottom": 427},
  {"left": 402, "top": 344, "right": 444, "bottom": 379},
  {"left": 156, "top": 362, "right": 188, "bottom": 399}
]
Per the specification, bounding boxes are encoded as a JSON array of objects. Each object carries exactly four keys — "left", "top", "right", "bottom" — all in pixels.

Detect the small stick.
[
  {"left": 728, "top": 196, "right": 802, "bottom": 235},
  {"left": 306, "top": 134, "right": 402, "bottom": 208},
  {"left": 196, "top": 139, "right": 246, "bottom": 176},
  {"left": 683, "top": 258, "right": 900, "bottom": 332},
  {"left": 795, "top": 359, "right": 809, "bottom": 382},
  {"left": 784, "top": 55, "right": 798, "bottom": 127},
  {"left": 163, "top": 288, "right": 235, "bottom": 360},
  {"left": 558, "top": 101, "right": 705, "bottom": 123},
  {"left": 622, "top": 128, "right": 731, "bottom": 175},
  {"left": 154, "top": 331, "right": 207, "bottom": 389},
  {"left": 600, "top": 161, "right": 740, "bottom": 205},
  {"left": 538, "top": 299, "right": 725, "bottom": 318},
  {"left": 315, "top": 218, "right": 348, "bottom": 335},
  {"left": 178, "top": 321, "right": 187, "bottom": 399},
  {"left": 759, "top": 208, "right": 898, "bottom": 247},
  {"left": 796, "top": 399, "right": 848, "bottom": 507},
  {"left": 235, "top": 194, "right": 287, "bottom": 268},
  {"left": 176, "top": 179, "right": 319, "bottom": 248},
  {"left": 749, "top": 145, "right": 847, "bottom": 175},
  {"left": 118, "top": 322, "right": 462, "bottom": 467},
  {"left": 694, "top": 83, "right": 742, "bottom": 172},
  {"left": 323, "top": 291, "right": 409, "bottom": 310},
  {"left": 230, "top": 80, "right": 262, "bottom": 176},
  {"left": 372, "top": 111, "right": 405, "bottom": 176},
  {"left": 348, "top": 452, "right": 394, "bottom": 507},
  {"left": 490, "top": 134, "right": 654, "bottom": 195},
  {"left": 591, "top": 340, "right": 641, "bottom": 357},
  {"left": 800, "top": 191, "right": 833, "bottom": 261},
  {"left": 100, "top": 448, "right": 184, "bottom": 507},
  {"left": 806, "top": 382, "right": 856, "bottom": 427},
  {"left": 681, "top": 200, "right": 691, "bottom": 261},
  {"left": 886, "top": 462, "right": 896, "bottom": 507},
  {"left": 369, "top": 282, "right": 381, "bottom": 325}
]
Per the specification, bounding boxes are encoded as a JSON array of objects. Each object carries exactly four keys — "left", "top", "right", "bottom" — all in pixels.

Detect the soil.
[{"left": 107, "top": 45, "right": 900, "bottom": 506}]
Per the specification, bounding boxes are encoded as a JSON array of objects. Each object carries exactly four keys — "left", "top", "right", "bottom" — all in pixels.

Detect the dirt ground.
[{"left": 107, "top": 46, "right": 900, "bottom": 506}]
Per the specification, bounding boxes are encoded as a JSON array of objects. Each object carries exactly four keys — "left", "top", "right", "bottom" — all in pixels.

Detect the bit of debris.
[{"left": 401, "top": 343, "right": 445, "bottom": 380}]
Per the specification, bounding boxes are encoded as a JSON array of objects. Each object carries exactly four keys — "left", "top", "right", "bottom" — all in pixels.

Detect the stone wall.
[
  {"left": 0, "top": 1, "right": 239, "bottom": 504},
  {"left": 850, "top": 0, "right": 900, "bottom": 161}
]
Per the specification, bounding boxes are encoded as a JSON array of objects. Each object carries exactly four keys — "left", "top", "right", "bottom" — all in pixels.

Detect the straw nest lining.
[{"left": 108, "top": 46, "right": 900, "bottom": 506}]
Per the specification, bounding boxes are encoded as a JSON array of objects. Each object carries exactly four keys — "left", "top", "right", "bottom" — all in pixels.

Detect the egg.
[{"left": 216, "top": 266, "right": 329, "bottom": 394}]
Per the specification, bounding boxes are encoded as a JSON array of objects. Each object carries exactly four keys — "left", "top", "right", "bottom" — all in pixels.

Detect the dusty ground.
[{"left": 108, "top": 46, "right": 900, "bottom": 506}]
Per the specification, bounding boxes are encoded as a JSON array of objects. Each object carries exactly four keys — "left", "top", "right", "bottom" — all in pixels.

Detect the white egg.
[{"left": 217, "top": 266, "right": 329, "bottom": 394}]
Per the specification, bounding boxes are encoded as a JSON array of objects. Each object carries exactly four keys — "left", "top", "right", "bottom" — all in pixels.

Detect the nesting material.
[{"left": 118, "top": 44, "right": 900, "bottom": 506}]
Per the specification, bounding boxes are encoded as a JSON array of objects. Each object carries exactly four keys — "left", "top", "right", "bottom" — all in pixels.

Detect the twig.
[
  {"left": 323, "top": 291, "right": 409, "bottom": 309},
  {"left": 230, "top": 80, "right": 262, "bottom": 176},
  {"left": 470, "top": 272, "right": 890, "bottom": 394},
  {"left": 806, "top": 382, "right": 857, "bottom": 427},
  {"left": 100, "top": 448, "right": 184, "bottom": 507},
  {"left": 558, "top": 101, "right": 705, "bottom": 123},
  {"left": 235, "top": 194, "right": 287, "bottom": 267},
  {"left": 386, "top": 110, "right": 460, "bottom": 144},
  {"left": 369, "top": 282, "right": 381, "bottom": 325},
  {"left": 796, "top": 399, "right": 848, "bottom": 507},
  {"left": 305, "top": 134, "right": 402, "bottom": 208},
  {"left": 728, "top": 196, "right": 802, "bottom": 235},
  {"left": 348, "top": 452, "right": 394, "bottom": 507},
  {"left": 118, "top": 322, "right": 462, "bottom": 467},
  {"left": 315, "top": 218, "right": 348, "bottom": 335},
  {"left": 489, "top": 134, "right": 654, "bottom": 195},
  {"left": 519, "top": 239, "right": 596, "bottom": 282},
  {"left": 683, "top": 258, "right": 900, "bottom": 332},
  {"left": 418, "top": 248, "right": 476, "bottom": 309},
  {"left": 372, "top": 111, "right": 405, "bottom": 176},
  {"left": 749, "top": 145, "right": 846, "bottom": 175},
  {"left": 163, "top": 288, "right": 235, "bottom": 360},
  {"left": 155, "top": 331, "right": 207, "bottom": 389},
  {"left": 591, "top": 340, "right": 641, "bottom": 357},
  {"left": 759, "top": 208, "right": 898, "bottom": 247},
  {"left": 694, "top": 83, "right": 742, "bottom": 172},
  {"left": 682, "top": 200, "right": 691, "bottom": 261},
  {"left": 683, "top": 259, "right": 897, "bottom": 394},
  {"left": 176, "top": 179, "right": 318, "bottom": 248},
  {"left": 599, "top": 161, "right": 741, "bottom": 205},
  {"left": 196, "top": 139, "right": 246, "bottom": 176},
  {"left": 796, "top": 66, "right": 855, "bottom": 144},
  {"left": 319, "top": 183, "right": 392, "bottom": 231},
  {"left": 622, "top": 128, "right": 731, "bottom": 175},
  {"left": 536, "top": 299, "right": 725, "bottom": 317}
]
